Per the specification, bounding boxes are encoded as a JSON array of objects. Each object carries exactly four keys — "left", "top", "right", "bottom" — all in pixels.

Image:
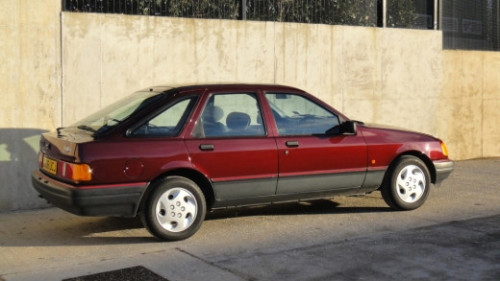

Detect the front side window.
[
  {"left": 265, "top": 93, "right": 339, "bottom": 136},
  {"left": 194, "top": 93, "right": 265, "bottom": 138},
  {"left": 132, "top": 97, "right": 196, "bottom": 137}
]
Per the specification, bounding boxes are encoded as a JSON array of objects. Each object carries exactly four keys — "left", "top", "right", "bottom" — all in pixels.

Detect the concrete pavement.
[{"left": 1, "top": 158, "right": 499, "bottom": 281}]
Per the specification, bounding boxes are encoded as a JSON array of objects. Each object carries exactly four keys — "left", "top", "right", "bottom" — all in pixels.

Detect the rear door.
[
  {"left": 264, "top": 92, "right": 368, "bottom": 195},
  {"left": 185, "top": 91, "right": 278, "bottom": 206}
]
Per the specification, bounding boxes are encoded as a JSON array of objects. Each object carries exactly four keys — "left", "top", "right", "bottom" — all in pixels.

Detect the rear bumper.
[
  {"left": 31, "top": 170, "right": 148, "bottom": 217},
  {"left": 433, "top": 160, "right": 454, "bottom": 187}
]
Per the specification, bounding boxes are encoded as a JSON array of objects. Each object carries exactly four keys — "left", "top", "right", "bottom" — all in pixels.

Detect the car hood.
[{"left": 360, "top": 122, "right": 438, "bottom": 141}]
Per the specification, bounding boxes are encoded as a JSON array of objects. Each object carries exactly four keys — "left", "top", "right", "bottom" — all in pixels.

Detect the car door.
[
  {"left": 185, "top": 91, "right": 278, "bottom": 206},
  {"left": 264, "top": 92, "right": 368, "bottom": 195}
]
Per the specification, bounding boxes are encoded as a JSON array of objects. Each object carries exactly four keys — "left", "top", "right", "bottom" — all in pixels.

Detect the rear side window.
[
  {"left": 265, "top": 93, "right": 339, "bottom": 136},
  {"left": 71, "top": 91, "right": 165, "bottom": 136},
  {"left": 131, "top": 97, "right": 197, "bottom": 137},
  {"left": 193, "top": 93, "right": 265, "bottom": 138}
]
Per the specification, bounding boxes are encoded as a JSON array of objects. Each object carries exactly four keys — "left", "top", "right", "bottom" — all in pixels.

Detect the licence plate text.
[{"left": 42, "top": 157, "right": 57, "bottom": 175}]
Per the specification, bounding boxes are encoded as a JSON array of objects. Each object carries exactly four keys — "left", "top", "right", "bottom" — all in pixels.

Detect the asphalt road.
[{"left": 1, "top": 158, "right": 499, "bottom": 281}]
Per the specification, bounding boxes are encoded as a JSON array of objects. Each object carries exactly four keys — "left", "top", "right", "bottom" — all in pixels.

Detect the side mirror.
[
  {"left": 325, "top": 120, "right": 357, "bottom": 135},
  {"left": 340, "top": 120, "right": 358, "bottom": 135},
  {"left": 339, "top": 120, "right": 357, "bottom": 135}
]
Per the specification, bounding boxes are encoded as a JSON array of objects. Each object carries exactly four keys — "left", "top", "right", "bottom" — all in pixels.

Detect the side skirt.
[
  {"left": 211, "top": 185, "right": 380, "bottom": 209},
  {"left": 210, "top": 169, "right": 386, "bottom": 209}
]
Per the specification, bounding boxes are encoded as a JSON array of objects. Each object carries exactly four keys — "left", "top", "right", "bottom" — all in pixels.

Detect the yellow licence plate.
[{"left": 42, "top": 157, "right": 57, "bottom": 175}]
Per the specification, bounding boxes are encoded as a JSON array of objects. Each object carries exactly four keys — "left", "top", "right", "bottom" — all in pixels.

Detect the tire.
[
  {"left": 142, "top": 176, "right": 206, "bottom": 241},
  {"left": 381, "top": 156, "right": 431, "bottom": 211}
]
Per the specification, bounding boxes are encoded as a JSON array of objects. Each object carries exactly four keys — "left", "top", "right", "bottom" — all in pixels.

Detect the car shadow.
[
  {"left": 1, "top": 197, "right": 392, "bottom": 247},
  {"left": 205, "top": 199, "right": 392, "bottom": 221}
]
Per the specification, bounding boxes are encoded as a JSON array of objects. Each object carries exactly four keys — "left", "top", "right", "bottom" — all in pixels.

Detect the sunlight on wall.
[
  {"left": 0, "top": 143, "right": 11, "bottom": 162},
  {"left": 23, "top": 135, "right": 40, "bottom": 154}
]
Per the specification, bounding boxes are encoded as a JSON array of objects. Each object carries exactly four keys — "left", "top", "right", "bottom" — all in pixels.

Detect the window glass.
[
  {"left": 71, "top": 90, "right": 165, "bottom": 136},
  {"left": 194, "top": 93, "right": 265, "bottom": 138},
  {"left": 132, "top": 97, "right": 195, "bottom": 137},
  {"left": 265, "top": 93, "right": 339, "bottom": 136}
]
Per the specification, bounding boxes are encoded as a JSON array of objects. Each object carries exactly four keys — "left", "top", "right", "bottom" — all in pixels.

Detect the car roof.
[{"left": 144, "top": 84, "right": 306, "bottom": 94}]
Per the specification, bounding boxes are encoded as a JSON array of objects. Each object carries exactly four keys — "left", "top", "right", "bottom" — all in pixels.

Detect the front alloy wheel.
[
  {"left": 395, "top": 164, "right": 426, "bottom": 204},
  {"left": 143, "top": 176, "right": 206, "bottom": 241},
  {"left": 382, "top": 156, "right": 431, "bottom": 210}
]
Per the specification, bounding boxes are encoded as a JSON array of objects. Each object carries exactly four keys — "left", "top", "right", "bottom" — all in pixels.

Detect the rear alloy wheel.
[
  {"left": 143, "top": 176, "right": 206, "bottom": 241},
  {"left": 382, "top": 156, "right": 431, "bottom": 211}
]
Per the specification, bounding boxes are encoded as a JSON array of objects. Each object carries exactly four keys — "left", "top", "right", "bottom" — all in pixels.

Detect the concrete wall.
[
  {"left": 62, "top": 13, "right": 500, "bottom": 160},
  {"left": 61, "top": 15, "right": 446, "bottom": 133},
  {"left": 441, "top": 51, "right": 500, "bottom": 160},
  {"left": 1, "top": 2, "right": 499, "bottom": 212},
  {"left": 0, "top": 0, "right": 61, "bottom": 211}
]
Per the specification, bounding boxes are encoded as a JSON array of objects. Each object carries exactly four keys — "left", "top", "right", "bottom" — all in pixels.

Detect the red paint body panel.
[
  {"left": 275, "top": 135, "right": 368, "bottom": 176},
  {"left": 78, "top": 138, "right": 192, "bottom": 185},
  {"left": 185, "top": 138, "right": 278, "bottom": 183},
  {"left": 360, "top": 124, "right": 447, "bottom": 167}
]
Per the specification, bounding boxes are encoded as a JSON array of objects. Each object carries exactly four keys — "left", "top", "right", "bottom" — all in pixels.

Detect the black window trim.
[
  {"left": 193, "top": 91, "right": 269, "bottom": 139},
  {"left": 125, "top": 95, "right": 199, "bottom": 138}
]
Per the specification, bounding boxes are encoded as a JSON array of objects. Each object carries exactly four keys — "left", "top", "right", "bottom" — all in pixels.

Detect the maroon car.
[{"left": 32, "top": 84, "right": 454, "bottom": 241}]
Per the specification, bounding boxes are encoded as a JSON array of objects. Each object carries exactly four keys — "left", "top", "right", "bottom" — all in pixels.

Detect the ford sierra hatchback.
[{"left": 32, "top": 84, "right": 454, "bottom": 241}]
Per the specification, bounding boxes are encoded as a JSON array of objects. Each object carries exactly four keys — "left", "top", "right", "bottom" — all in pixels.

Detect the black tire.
[
  {"left": 381, "top": 155, "right": 431, "bottom": 211},
  {"left": 142, "top": 176, "right": 206, "bottom": 241}
]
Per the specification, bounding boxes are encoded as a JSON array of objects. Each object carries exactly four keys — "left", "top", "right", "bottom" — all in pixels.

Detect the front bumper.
[
  {"left": 433, "top": 160, "right": 454, "bottom": 187},
  {"left": 32, "top": 170, "right": 148, "bottom": 217}
]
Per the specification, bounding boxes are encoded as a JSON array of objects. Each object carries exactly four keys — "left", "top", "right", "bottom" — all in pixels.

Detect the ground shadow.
[
  {"left": 205, "top": 199, "right": 391, "bottom": 221},
  {"left": 1, "top": 197, "right": 391, "bottom": 247},
  {"left": 0, "top": 128, "right": 50, "bottom": 211}
]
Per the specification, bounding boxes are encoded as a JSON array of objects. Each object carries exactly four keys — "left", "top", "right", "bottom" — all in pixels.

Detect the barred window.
[{"left": 61, "top": 0, "right": 500, "bottom": 52}]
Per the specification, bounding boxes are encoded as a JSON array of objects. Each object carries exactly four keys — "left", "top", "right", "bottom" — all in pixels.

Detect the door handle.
[
  {"left": 285, "top": 141, "right": 299, "bottom": 147},
  {"left": 199, "top": 144, "right": 214, "bottom": 151}
]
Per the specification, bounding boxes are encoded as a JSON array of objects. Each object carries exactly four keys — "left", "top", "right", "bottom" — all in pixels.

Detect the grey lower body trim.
[
  {"left": 212, "top": 177, "right": 277, "bottom": 202},
  {"left": 32, "top": 170, "right": 146, "bottom": 217},
  {"left": 276, "top": 171, "right": 366, "bottom": 195},
  {"left": 363, "top": 169, "right": 386, "bottom": 188},
  {"left": 433, "top": 160, "right": 454, "bottom": 186},
  {"left": 211, "top": 171, "right": 386, "bottom": 208}
]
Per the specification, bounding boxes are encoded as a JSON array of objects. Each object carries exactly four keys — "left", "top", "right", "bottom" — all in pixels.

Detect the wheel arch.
[
  {"left": 379, "top": 151, "right": 433, "bottom": 211},
  {"left": 385, "top": 151, "right": 436, "bottom": 185},
  {"left": 138, "top": 168, "right": 215, "bottom": 215}
]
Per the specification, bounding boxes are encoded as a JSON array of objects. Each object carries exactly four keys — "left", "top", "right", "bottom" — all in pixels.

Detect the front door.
[{"left": 264, "top": 93, "right": 367, "bottom": 195}]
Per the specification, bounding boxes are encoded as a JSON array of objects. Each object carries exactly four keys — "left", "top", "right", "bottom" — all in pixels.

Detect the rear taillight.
[
  {"left": 60, "top": 162, "right": 92, "bottom": 182},
  {"left": 38, "top": 152, "right": 43, "bottom": 168},
  {"left": 40, "top": 153, "right": 92, "bottom": 182}
]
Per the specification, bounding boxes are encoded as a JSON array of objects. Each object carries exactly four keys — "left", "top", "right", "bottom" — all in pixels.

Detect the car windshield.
[{"left": 70, "top": 91, "right": 166, "bottom": 136}]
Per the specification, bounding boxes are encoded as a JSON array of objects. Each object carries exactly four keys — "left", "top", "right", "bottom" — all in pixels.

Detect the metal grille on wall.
[
  {"left": 61, "top": 0, "right": 388, "bottom": 26},
  {"left": 62, "top": 0, "right": 240, "bottom": 18},
  {"left": 61, "top": 0, "right": 500, "bottom": 51},
  {"left": 442, "top": 0, "right": 500, "bottom": 51},
  {"left": 387, "top": 0, "right": 435, "bottom": 29},
  {"left": 243, "top": 0, "right": 379, "bottom": 26}
]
